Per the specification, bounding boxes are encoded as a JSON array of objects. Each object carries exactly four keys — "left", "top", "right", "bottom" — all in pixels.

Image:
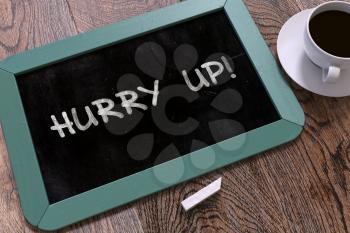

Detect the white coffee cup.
[{"left": 304, "top": 1, "right": 350, "bottom": 83}]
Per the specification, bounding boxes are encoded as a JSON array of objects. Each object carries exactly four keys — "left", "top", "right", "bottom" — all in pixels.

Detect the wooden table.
[{"left": 0, "top": 0, "right": 349, "bottom": 232}]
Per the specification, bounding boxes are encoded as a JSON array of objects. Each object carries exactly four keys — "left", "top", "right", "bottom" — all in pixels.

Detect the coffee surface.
[{"left": 309, "top": 10, "right": 350, "bottom": 58}]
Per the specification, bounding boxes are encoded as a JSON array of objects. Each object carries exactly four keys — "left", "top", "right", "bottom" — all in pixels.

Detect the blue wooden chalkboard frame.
[{"left": 0, "top": 0, "right": 304, "bottom": 230}]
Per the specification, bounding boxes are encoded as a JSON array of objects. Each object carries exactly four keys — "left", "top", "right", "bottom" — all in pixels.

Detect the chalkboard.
[
  {"left": 16, "top": 11, "right": 279, "bottom": 203},
  {"left": 0, "top": 0, "right": 303, "bottom": 230}
]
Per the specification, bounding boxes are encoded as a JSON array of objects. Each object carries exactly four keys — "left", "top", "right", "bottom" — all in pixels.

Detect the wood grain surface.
[{"left": 0, "top": 0, "right": 349, "bottom": 232}]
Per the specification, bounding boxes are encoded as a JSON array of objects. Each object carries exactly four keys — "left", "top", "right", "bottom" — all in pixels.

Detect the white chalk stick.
[{"left": 181, "top": 177, "right": 222, "bottom": 211}]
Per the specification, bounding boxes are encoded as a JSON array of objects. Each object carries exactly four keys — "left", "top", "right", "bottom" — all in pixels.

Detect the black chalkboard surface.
[{"left": 16, "top": 11, "right": 280, "bottom": 204}]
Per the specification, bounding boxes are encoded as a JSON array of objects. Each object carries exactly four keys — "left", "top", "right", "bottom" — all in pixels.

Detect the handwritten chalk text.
[
  {"left": 50, "top": 57, "right": 237, "bottom": 138},
  {"left": 50, "top": 81, "right": 159, "bottom": 138}
]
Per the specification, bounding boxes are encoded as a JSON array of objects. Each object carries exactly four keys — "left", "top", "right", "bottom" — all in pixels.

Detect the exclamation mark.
[{"left": 221, "top": 56, "right": 236, "bottom": 79}]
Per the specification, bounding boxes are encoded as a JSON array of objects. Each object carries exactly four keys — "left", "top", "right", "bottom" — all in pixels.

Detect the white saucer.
[{"left": 277, "top": 9, "right": 350, "bottom": 97}]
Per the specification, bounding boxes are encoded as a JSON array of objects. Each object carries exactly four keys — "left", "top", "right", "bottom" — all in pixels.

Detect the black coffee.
[{"left": 309, "top": 10, "right": 350, "bottom": 58}]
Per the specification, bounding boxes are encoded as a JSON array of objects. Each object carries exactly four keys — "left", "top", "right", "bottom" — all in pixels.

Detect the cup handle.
[{"left": 322, "top": 65, "right": 341, "bottom": 83}]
